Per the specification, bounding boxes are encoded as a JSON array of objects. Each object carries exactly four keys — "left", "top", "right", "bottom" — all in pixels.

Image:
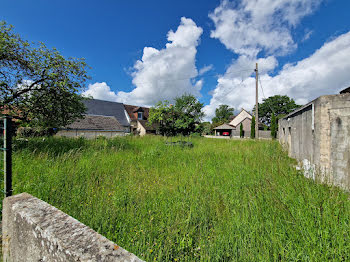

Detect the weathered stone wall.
[
  {"left": 231, "top": 130, "right": 272, "bottom": 139},
  {"left": 2, "top": 193, "right": 143, "bottom": 262},
  {"left": 279, "top": 93, "right": 350, "bottom": 189},
  {"left": 56, "top": 130, "right": 127, "bottom": 139}
]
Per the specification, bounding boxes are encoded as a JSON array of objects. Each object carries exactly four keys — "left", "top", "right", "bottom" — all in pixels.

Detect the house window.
[{"left": 138, "top": 112, "right": 143, "bottom": 120}]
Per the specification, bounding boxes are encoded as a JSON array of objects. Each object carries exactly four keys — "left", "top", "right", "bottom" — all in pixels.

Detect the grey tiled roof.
[
  {"left": 213, "top": 123, "right": 236, "bottom": 130},
  {"left": 83, "top": 99, "right": 130, "bottom": 127},
  {"left": 138, "top": 120, "right": 158, "bottom": 131},
  {"left": 66, "top": 115, "right": 125, "bottom": 131}
]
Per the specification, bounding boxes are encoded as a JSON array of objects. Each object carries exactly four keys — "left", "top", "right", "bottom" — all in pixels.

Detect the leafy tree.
[
  {"left": 250, "top": 116, "right": 255, "bottom": 139},
  {"left": 174, "top": 94, "right": 204, "bottom": 136},
  {"left": 253, "top": 95, "right": 300, "bottom": 127},
  {"left": 148, "top": 100, "right": 177, "bottom": 136},
  {"left": 0, "top": 21, "right": 89, "bottom": 128},
  {"left": 212, "top": 104, "right": 234, "bottom": 126},
  {"left": 149, "top": 94, "right": 204, "bottom": 136},
  {"left": 271, "top": 114, "right": 277, "bottom": 139},
  {"left": 240, "top": 123, "right": 244, "bottom": 138},
  {"left": 201, "top": 121, "right": 212, "bottom": 135}
]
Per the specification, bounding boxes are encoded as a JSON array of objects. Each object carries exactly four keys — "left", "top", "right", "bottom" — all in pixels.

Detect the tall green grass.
[{"left": 4, "top": 136, "right": 350, "bottom": 261}]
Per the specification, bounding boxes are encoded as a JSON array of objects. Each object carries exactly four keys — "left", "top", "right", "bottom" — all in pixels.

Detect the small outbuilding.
[
  {"left": 213, "top": 123, "right": 235, "bottom": 137},
  {"left": 229, "top": 109, "right": 252, "bottom": 132},
  {"left": 57, "top": 115, "right": 127, "bottom": 138}
]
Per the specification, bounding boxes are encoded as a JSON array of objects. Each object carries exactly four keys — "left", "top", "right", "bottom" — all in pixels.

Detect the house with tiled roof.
[
  {"left": 229, "top": 109, "right": 253, "bottom": 132},
  {"left": 57, "top": 99, "right": 130, "bottom": 138},
  {"left": 124, "top": 104, "right": 157, "bottom": 136},
  {"left": 213, "top": 109, "right": 264, "bottom": 137}
]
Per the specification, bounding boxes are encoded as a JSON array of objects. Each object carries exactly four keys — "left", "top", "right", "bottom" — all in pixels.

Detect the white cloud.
[
  {"left": 83, "top": 17, "right": 203, "bottom": 106},
  {"left": 199, "top": 64, "right": 214, "bottom": 76},
  {"left": 209, "top": 0, "right": 321, "bottom": 57},
  {"left": 126, "top": 17, "right": 205, "bottom": 106},
  {"left": 204, "top": 31, "right": 350, "bottom": 121},
  {"left": 83, "top": 82, "right": 119, "bottom": 102},
  {"left": 302, "top": 30, "right": 313, "bottom": 42}
]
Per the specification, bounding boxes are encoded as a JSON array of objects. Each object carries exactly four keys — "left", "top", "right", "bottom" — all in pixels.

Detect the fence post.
[{"left": 4, "top": 116, "right": 12, "bottom": 197}]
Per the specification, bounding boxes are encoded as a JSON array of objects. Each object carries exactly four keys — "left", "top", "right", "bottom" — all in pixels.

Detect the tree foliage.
[
  {"left": 211, "top": 104, "right": 234, "bottom": 126},
  {"left": 250, "top": 116, "right": 255, "bottom": 139},
  {"left": 201, "top": 121, "right": 212, "bottom": 135},
  {"left": 149, "top": 94, "right": 204, "bottom": 136},
  {"left": 0, "top": 21, "right": 89, "bottom": 128},
  {"left": 254, "top": 95, "right": 300, "bottom": 127},
  {"left": 240, "top": 123, "right": 244, "bottom": 138}
]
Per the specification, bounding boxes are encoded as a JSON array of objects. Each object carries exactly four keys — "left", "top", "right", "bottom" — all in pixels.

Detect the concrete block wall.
[
  {"left": 279, "top": 93, "right": 350, "bottom": 190},
  {"left": 2, "top": 193, "right": 143, "bottom": 262}
]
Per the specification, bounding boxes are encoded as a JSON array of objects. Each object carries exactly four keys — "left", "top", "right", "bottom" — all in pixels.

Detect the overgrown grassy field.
[{"left": 3, "top": 136, "right": 350, "bottom": 261}]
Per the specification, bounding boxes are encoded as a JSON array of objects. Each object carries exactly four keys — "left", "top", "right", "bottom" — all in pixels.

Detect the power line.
[{"left": 258, "top": 74, "right": 275, "bottom": 115}]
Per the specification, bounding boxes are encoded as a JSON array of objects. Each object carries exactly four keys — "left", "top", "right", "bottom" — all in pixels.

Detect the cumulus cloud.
[
  {"left": 204, "top": 0, "right": 325, "bottom": 121},
  {"left": 209, "top": 0, "right": 322, "bottom": 57},
  {"left": 83, "top": 82, "right": 119, "bottom": 102},
  {"left": 204, "top": 32, "right": 350, "bottom": 120},
  {"left": 83, "top": 17, "right": 203, "bottom": 106}
]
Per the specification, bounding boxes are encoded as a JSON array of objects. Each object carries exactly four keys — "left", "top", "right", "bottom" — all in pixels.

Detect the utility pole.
[{"left": 255, "top": 63, "right": 259, "bottom": 139}]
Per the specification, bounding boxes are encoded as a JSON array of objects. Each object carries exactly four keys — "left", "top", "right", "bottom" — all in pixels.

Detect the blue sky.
[{"left": 2, "top": 0, "right": 350, "bottom": 120}]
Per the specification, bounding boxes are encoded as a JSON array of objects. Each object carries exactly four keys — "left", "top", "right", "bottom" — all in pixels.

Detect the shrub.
[
  {"left": 240, "top": 123, "right": 244, "bottom": 138},
  {"left": 250, "top": 116, "right": 256, "bottom": 139},
  {"left": 16, "top": 127, "right": 55, "bottom": 138}
]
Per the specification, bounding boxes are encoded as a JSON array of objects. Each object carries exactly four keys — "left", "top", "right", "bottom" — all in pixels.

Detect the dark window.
[{"left": 138, "top": 112, "right": 143, "bottom": 120}]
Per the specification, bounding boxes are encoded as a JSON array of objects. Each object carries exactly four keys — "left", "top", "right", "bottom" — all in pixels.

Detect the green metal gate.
[{"left": 1, "top": 116, "right": 12, "bottom": 197}]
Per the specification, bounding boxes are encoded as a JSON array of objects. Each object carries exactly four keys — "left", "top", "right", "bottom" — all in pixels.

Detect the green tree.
[
  {"left": 0, "top": 21, "right": 89, "bottom": 128},
  {"left": 201, "top": 121, "right": 212, "bottom": 135},
  {"left": 149, "top": 94, "right": 204, "bottom": 136},
  {"left": 270, "top": 114, "right": 277, "bottom": 139},
  {"left": 211, "top": 104, "right": 234, "bottom": 126},
  {"left": 240, "top": 123, "right": 244, "bottom": 138},
  {"left": 250, "top": 116, "right": 255, "bottom": 139},
  {"left": 254, "top": 95, "right": 300, "bottom": 127},
  {"left": 174, "top": 94, "right": 204, "bottom": 136},
  {"left": 148, "top": 100, "right": 176, "bottom": 136}
]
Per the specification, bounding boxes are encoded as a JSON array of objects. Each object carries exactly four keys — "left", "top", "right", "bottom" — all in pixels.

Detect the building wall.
[
  {"left": 279, "top": 94, "right": 350, "bottom": 189},
  {"left": 56, "top": 130, "right": 126, "bottom": 139},
  {"left": 241, "top": 118, "right": 252, "bottom": 132},
  {"left": 229, "top": 110, "right": 252, "bottom": 127},
  {"left": 137, "top": 121, "right": 147, "bottom": 136}
]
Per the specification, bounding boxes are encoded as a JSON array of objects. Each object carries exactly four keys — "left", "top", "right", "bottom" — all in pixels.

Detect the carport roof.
[{"left": 213, "top": 123, "right": 236, "bottom": 130}]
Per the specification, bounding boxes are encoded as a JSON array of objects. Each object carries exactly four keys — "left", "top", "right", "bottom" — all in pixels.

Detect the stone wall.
[
  {"left": 279, "top": 93, "right": 350, "bottom": 189},
  {"left": 2, "top": 193, "right": 143, "bottom": 262},
  {"left": 231, "top": 130, "right": 272, "bottom": 139},
  {"left": 56, "top": 130, "right": 127, "bottom": 139}
]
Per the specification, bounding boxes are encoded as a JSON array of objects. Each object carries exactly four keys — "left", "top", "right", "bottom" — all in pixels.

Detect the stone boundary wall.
[
  {"left": 205, "top": 130, "right": 273, "bottom": 139},
  {"left": 56, "top": 130, "right": 127, "bottom": 139},
  {"left": 2, "top": 193, "right": 143, "bottom": 262}
]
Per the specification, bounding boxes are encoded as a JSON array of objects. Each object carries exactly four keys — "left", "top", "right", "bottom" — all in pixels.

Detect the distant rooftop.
[
  {"left": 66, "top": 115, "right": 124, "bottom": 131},
  {"left": 213, "top": 123, "right": 235, "bottom": 130},
  {"left": 83, "top": 99, "right": 130, "bottom": 127}
]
